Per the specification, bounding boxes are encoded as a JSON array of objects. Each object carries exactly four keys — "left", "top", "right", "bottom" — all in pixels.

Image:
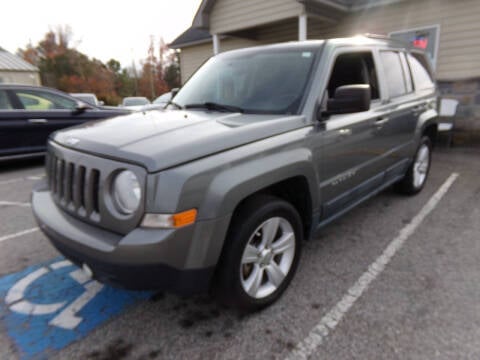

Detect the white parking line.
[
  {"left": 0, "top": 173, "right": 44, "bottom": 186},
  {"left": 0, "top": 201, "right": 31, "bottom": 207},
  {"left": 0, "top": 228, "right": 39, "bottom": 244},
  {"left": 286, "top": 172, "right": 459, "bottom": 360}
]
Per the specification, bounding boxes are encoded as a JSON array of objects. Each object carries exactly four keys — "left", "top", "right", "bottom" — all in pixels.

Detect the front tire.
[
  {"left": 214, "top": 195, "right": 303, "bottom": 311},
  {"left": 396, "top": 136, "right": 432, "bottom": 195}
]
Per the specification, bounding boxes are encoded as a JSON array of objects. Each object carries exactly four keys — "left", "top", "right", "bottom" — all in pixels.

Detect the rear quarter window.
[{"left": 407, "top": 53, "right": 435, "bottom": 90}]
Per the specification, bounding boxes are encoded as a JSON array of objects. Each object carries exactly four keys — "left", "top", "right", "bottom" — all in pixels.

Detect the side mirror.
[
  {"left": 98, "top": 100, "right": 104, "bottom": 106},
  {"left": 171, "top": 88, "right": 180, "bottom": 98},
  {"left": 73, "top": 102, "right": 91, "bottom": 114},
  {"left": 324, "top": 84, "right": 371, "bottom": 117}
]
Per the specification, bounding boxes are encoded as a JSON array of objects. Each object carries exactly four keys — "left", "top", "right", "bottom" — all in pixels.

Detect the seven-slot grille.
[{"left": 47, "top": 153, "right": 101, "bottom": 221}]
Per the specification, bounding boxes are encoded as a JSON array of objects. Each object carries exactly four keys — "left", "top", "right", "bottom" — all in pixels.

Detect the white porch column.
[
  {"left": 298, "top": 13, "right": 307, "bottom": 41},
  {"left": 212, "top": 34, "right": 220, "bottom": 55}
]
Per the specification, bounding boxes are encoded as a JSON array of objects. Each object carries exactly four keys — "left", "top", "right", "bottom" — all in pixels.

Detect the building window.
[{"left": 389, "top": 25, "right": 440, "bottom": 69}]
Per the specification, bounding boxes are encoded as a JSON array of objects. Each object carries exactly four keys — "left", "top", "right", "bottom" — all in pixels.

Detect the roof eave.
[
  {"left": 169, "top": 38, "right": 212, "bottom": 49},
  {"left": 192, "top": 0, "right": 216, "bottom": 29}
]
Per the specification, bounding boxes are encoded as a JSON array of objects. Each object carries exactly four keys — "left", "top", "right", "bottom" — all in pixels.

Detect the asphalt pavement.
[{"left": 0, "top": 148, "right": 479, "bottom": 360}]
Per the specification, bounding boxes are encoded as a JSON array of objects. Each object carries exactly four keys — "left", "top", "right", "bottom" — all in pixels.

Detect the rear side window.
[
  {"left": 380, "top": 51, "right": 409, "bottom": 98},
  {"left": 407, "top": 53, "right": 435, "bottom": 90}
]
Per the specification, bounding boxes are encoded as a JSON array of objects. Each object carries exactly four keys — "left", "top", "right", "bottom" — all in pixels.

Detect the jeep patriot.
[{"left": 32, "top": 36, "right": 438, "bottom": 310}]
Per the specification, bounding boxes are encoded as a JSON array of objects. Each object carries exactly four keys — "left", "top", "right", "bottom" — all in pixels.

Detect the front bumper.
[{"left": 32, "top": 182, "right": 227, "bottom": 294}]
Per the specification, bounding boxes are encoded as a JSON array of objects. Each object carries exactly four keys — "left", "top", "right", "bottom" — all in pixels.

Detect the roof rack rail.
[
  {"left": 363, "top": 33, "right": 390, "bottom": 40},
  {"left": 363, "top": 33, "right": 409, "bottom": 45},
  {"left": 364, "top": 33, "right": 411, "bottom": 47}
]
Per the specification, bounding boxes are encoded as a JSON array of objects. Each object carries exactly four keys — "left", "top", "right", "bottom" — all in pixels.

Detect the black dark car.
[{"left": 0, "top": 85, "right": 130, "bottom": 161}]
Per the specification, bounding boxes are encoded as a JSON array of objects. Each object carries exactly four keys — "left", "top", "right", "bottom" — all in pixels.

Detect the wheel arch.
[
  {"left": 422, "top": 122, "right": 438, "bottom": 147},
  {"left": 416, "top": 107, "right": 438, "bottom": 146},
  {"left": 228, "top": 175, "right": 314, "bottom": 241}
]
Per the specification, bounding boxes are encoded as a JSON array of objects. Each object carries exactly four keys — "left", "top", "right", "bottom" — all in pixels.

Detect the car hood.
[{"left": 52, "top": 109, "right": 308, "bottom": 172}]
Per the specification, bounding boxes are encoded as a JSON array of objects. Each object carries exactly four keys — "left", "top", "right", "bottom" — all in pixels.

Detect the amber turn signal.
[{"left": 172, "top": 209, "right": 197, "bottom": 227}]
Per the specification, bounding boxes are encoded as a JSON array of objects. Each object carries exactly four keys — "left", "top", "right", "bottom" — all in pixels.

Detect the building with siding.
[
  {"left": 0, "top": 47, "right": 40, "bottom": 86},
  {"left": 171, "top": 0, "right": 480, "bottom": 134}
]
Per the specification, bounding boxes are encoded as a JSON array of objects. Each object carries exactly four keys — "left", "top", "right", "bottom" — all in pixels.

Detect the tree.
[
  {"left": 18, "top": 28, "right": 122, "bottom": 104},
  {"left": 137, "top": 36, "right": 168, "bottom": 100},
  {"left": 18, "top": 27, "right": 180, "bottom": 104},
  {"left": 164, "top": 50, "right": 181, "bottom": 89},
  {"left": 107, "top": 59, "right": 121, "bottom": 74}
]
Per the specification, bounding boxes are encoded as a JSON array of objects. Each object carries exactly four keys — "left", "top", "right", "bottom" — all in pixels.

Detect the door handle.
[
  {"left": 338, "top": 128, "right": 352, "bottom": 136},
  {"left": 28, "top": 119, "right": 48, "bottom": 124},
  {"left": 375, "top": 116, "right": 389, "bottom": 126}
]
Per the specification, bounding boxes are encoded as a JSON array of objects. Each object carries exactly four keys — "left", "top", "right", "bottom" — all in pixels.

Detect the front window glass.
[
  {"left": 174, "top": 47, "right": 319, "bottom": 114},
  {"left": 16, "top": 90, "right": 77, "bottom": 110},
  {"left": 327, "top": 51, "right": 380, "bottom": 100}
]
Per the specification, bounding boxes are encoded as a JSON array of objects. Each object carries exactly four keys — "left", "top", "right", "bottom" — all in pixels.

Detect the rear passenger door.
[{"left": 373, "top": 50, "right": 419, "bottom": 175}]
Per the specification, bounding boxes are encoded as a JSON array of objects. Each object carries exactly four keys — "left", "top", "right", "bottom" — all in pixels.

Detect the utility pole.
[
  {"left": 131, "top": 48, "right": 138, "bottom": 96},
  {"left": 149, "top": 35, "right": 155, "bottom": 99}
]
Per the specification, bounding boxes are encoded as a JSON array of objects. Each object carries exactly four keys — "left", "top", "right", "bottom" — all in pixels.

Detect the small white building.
[{"left": 0, "top": 47, "right": 40, "bottom": 86}]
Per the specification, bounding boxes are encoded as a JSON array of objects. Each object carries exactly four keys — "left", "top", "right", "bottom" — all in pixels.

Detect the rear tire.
[
  {"left": 396, "top": 136, "right": 432, "bottom": 195},
  {"left": 214, "top": 195, "right": 303, "bottom": 311}
]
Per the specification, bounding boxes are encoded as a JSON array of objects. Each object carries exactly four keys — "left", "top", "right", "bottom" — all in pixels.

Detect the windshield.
[
  {"left": 123, "top": 98, "right": 149, "bottom": 106},
  {"left": 173, "top": 46, "right": 319, "bottom": 114}
]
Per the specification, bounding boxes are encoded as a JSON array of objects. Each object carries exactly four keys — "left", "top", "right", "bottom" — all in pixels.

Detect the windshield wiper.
[
  {"left": 165, "top": 100, "right": 183, "bottom": 110},
  {"left": 184, "top": 102, "right": 244, "bottom": 113}
]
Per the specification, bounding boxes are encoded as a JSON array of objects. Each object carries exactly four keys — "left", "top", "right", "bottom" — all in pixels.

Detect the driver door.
[
  {"left": 314, "top": 50, "right": 385, "bottom": 221},
  {"left": 9, "top": 88, "right": 87, "bottom": 151}
]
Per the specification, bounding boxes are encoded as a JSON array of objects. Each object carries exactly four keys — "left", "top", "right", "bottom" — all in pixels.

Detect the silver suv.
[{"left": 32, "top": 36, "right": 438, "bottom": 310}]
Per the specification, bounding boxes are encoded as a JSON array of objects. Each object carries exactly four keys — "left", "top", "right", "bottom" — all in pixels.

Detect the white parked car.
[
  {"left": 138, "top": 92, "right": 173, "bottom": 111},
  {"left": 70, "top": 93, "right": 103, "bottom": 106},
  {"left": 121, "top": 97, "right": 150, "bottom": 111},
  {"left": 153, "top": 92, "right": 172, "bottom": 106}
]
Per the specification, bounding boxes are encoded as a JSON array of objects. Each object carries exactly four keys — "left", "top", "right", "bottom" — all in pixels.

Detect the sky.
[{"left": 1, "top": 0, "right": 203, "bottom": 68}]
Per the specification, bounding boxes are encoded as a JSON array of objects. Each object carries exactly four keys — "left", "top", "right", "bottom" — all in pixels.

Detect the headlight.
[{"left": 112, "top": 170, "right": 141, "bottom": 214}]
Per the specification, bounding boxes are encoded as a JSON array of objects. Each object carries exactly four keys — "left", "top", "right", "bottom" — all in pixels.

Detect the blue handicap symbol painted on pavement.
[{"left": 0, "top": 257, "right": 152, "bottom": 360}]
